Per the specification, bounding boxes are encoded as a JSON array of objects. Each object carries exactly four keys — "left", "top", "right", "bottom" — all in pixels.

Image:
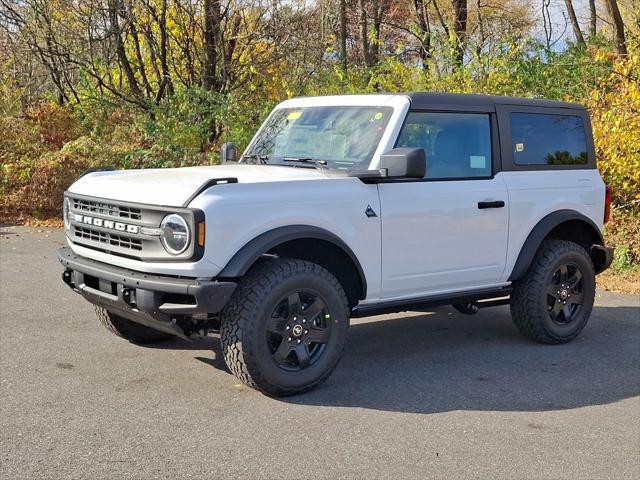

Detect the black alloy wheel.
[
  {"left": 267, "top": 290, "right": 332, "bottom": 371},
  {"left": 546, "top": 263, "right": 585, "bottom": 325}
]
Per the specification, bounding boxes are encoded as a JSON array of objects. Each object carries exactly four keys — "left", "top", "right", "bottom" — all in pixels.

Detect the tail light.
[{"left": 603, "top": 185, "right": 612, "bottom": 224}]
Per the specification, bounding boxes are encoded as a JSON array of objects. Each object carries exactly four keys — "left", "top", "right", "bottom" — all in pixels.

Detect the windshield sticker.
[
  {"left": 287, "top": 111, "right": 303, "bottom": 120},
  {"left": 374, "top": 112, "right": 384, "bottom": 120},
  {"left": 515, "top": 142, "right": 525, "bottom": 152},
  {"left": 470, "top": 155, "right": 486, "bottom": 169}
]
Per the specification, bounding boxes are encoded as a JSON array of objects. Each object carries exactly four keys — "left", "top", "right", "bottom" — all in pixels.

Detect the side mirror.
[
  {"left": 220, "top": 142, "right": 237, "bottom": 163},
  {"left": 380, "top": 148, "right": 426, "bottom": 178}
]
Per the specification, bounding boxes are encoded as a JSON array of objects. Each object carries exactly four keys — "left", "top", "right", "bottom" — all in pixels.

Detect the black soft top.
[{"left": 405, "top": 92, "right": 585, "bottom": 112}]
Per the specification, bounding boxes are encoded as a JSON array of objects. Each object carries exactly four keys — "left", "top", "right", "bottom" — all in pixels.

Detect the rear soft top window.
[{"left": 510, "top": 113, "right": 587, "bottom": 166}]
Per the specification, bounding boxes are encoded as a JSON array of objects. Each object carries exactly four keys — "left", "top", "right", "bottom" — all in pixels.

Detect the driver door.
[{"left": 379, "top": 111, "right": 509, "bottom": 299}]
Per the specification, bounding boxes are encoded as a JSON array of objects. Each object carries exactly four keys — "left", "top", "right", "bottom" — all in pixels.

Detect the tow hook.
[{"left": 122, "top": 288, "right": 137, "bottom": 308}]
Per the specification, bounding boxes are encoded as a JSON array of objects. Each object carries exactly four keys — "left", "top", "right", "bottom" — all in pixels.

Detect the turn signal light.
[{"left": 197, "top": 221, "right": 206, "bottom": 247}]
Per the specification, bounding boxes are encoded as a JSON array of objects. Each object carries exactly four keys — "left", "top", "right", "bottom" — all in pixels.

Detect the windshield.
[{"left": 244, "top": 106, "right": 393, "bottom": 170}]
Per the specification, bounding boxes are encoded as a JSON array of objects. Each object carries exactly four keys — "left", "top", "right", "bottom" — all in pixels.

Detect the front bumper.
[{"left": 58, "top": 247, "right": 236, "bottom": 337}]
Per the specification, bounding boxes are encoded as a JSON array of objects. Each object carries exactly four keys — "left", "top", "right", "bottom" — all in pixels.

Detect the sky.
[{"left": 534, "top": 0, "right": 605, "bottom": 47}]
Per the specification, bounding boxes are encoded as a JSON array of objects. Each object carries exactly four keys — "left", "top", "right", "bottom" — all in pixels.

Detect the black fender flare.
[
  {"left": 508, "top": 209, "right": 604, "bottom": 281},
  {"left": 218, "top": 225, "right": 367, "bottom": 299}
]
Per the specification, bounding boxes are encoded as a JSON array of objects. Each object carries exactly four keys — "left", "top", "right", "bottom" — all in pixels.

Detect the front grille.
[
  {"left": 74, "top": 226, "right": 142, "bottom": 251},
  {"left": 66, "top": 193, "right": 196, "bottom": 260},
  {"left": 72, "top": 198, "right": 142, "bottom": 221}
]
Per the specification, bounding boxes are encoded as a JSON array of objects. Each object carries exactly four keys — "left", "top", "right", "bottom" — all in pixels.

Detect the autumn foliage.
[
  {"left": 0, "top": 1, "right": 638, "bottom": 264},
  {"left": 587, "top": 49, "right": 640, "bottom": 207}
]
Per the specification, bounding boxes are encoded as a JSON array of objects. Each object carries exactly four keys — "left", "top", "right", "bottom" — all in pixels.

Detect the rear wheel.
[
  {"left": 220, "top": 258, "right": 349, "bottom": 396},
  {"left": 510, "top": 239, "right": 595, "bottom": 344},
  {"left": 95, "top": 307, "right": 175, "bottom": 344}
]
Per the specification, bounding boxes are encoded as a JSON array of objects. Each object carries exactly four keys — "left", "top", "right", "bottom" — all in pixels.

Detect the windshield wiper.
[
  {"left": 240, "top": 154, "right": 269, "bottom": 164},
  {"left": 283, "top": 157, "right": 328, "bottom": 170}
]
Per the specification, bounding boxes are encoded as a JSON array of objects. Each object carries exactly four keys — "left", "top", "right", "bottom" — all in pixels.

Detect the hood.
[{"left": 68, "top": 164, "right": 327, "bottom": 207}]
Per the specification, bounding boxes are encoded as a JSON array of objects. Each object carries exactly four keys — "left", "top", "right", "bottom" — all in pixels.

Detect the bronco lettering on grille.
[{"left": 74, "top": 214, "right": 139, "bottom": 234}]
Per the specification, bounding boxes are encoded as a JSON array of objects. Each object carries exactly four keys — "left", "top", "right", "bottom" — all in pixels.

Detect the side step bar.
[
  {"left": 351, "top": 287, "right": 512, "bottom": 318},
  {"left": 476, "top": 296, "right": 511, "bottom": 309}
]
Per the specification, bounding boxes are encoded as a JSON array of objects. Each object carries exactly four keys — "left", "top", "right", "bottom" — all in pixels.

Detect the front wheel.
[
  {"left": 220, "top": 258, "right": 350, "bottom": 396},
  {"left": 510, "top": 239, "right": 595, "bottom": 344}
]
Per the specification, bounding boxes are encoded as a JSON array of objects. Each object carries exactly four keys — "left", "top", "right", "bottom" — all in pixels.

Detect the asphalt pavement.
[{"left": 1, "top": 226, "right": 639, "bottom": 479}]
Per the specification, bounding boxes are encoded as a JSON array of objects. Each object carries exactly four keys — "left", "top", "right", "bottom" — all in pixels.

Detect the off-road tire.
[
  {"left": 95, "top": 307, "right": 175, "bottom": 344},
  {"left": 220, "top": 258, "right": 350, "bottom": 397},
  {"left": 510, "top": 239, "right": 595, "bottom": 344}
]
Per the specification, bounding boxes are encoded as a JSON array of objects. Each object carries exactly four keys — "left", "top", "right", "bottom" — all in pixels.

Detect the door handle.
[{"left": 478, "top": 200, "right": 505, "bottom": 209}]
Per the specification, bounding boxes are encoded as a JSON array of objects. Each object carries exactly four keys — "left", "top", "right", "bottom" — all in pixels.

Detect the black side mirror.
[
  {"left": 220, "top": 142, "right": 237, "bottom": 162},
  {"left": 380, "top": 148, "right": 426, "bottom": 178}
]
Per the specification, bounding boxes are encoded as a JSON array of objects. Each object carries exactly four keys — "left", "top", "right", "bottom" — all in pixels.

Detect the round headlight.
[
  {"left": 63, "top": 198, "right": 71, "bottom": 229},
  {"left": 160, "top": 214, "right": 190, "bottom": 255}
]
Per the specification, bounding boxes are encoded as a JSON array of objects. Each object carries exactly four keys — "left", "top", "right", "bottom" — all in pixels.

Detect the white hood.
[{"left": 68, "top": 164, "right": 327, "bottom": 207}]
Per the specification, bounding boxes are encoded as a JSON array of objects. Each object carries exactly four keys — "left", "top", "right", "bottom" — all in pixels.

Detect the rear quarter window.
[{"left": 510, "top": 113, "right": 588, "bottom": 166}]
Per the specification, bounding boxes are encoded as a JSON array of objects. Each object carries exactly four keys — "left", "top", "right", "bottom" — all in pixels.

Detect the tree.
[
  {"left": 202, "top": 0, "right": 222, "bottom": 91},
  {"left": 339, "top": 0, "right": 347, "bottom": 72},
  {"left": 108, "top": 0, "right": 144, "bottom": 99},
  {"left": 564, "top": 0, "right": 585, "bottom": 45},
  {"left": 588, "top": 0, "right": 597, "bottom": 37},
  {"left": 428, "top": 0, "right": 468, "bottom": 68},
  {"left": 452, "top": 0, "right": 468, "bottom": 67},
  {"left": 358, "top": 0, "right": 371, "bottom": 65},
  {"left": 413, "top": 0, "right": 433, "bottom": 72},
  {"left": 605, "top": 0, "right": 628, "bottom": 55}
]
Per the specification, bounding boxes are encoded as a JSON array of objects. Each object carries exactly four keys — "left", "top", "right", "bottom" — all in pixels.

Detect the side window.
[
  {"left": 396, "top": 112, "right": 492, "bottom": 179},
  {"left": 510, "top": 113, "right": 587, "bottom": 165}
]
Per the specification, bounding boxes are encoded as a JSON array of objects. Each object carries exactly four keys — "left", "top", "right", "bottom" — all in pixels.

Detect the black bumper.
[
  {"left": 592, "top": 245, "right": 615, "bottom": 274},
  {"left": 58, "top": 247, "right": 236, "bottom": 337}
]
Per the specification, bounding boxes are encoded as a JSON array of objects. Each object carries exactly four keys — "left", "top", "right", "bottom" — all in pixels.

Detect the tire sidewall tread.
[
  {"left": 95, "top": 307, "right": 174, "bottom": 344},
  {"left": 220, "top": 258, "right": 350, "bottom": 397},
  {"left": 510, "top": 239, "right": 596, "bottom": 345}
]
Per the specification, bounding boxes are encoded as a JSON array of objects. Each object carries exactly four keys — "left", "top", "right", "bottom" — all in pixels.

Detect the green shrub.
[{"left": 605, "top": 207, "right": 640, "bottom": 269}]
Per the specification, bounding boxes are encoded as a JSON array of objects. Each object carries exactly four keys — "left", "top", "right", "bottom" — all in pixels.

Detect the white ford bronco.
[{"left": 59, "top": 93, "right": 614, "bottom": 396}]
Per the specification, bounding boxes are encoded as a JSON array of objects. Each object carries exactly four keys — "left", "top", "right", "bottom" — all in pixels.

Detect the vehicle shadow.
[
  {"left": 152, "top": 304, "right": 640, "bottom": 414},
  {"left": 286, "top": 304, "right": 640, "bottom": 414},
  {"left": 138, "top": 336, "right": 231, "bottom": 373}
]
